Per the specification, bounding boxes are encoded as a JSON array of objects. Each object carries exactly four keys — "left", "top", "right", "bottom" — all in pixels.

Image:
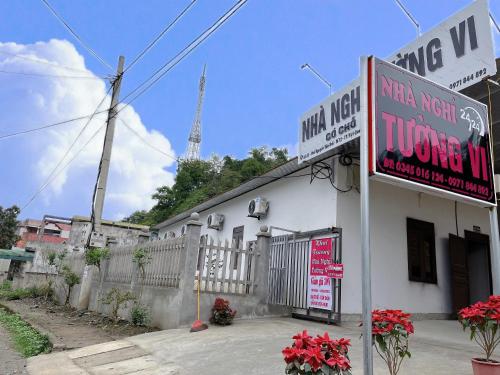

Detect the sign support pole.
[
  {"left": 360, "top": 56, "right": 373, "bottom": 375},
  {"left": 489, "top": 206, "right": 500, "bottom": 294}
]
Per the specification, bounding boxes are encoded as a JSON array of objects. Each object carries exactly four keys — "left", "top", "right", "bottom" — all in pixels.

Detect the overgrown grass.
[
  {"left": 0, "top": 307, "right": 52, "bottom": 357},
  {"left": 0, "top": 285, "right": 50, "bottom": 301}
]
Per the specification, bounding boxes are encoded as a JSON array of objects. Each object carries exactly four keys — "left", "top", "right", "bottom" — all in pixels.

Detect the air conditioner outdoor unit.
[
  {"left": 180, "top": 225, "right": 187, "bottom": 236},
  {"left": 248, "top": 197, "right": 269, "bottom": 219},
  {"left": 207, "top": 213, "right": 224, "bottom": 230},
  {"left": 166, "top": 231, "right": 176, "bottom": 239}
]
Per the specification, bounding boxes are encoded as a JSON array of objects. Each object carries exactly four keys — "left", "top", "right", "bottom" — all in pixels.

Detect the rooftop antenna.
[
  {"left": 301, "top": 63, "right": 332, "bottom": 94},
  {"left": 393, "top": 0, "right": 421, "bottom": 37},
  {"left": 491, "top": 12, "right": 500, "bottom": 34}
]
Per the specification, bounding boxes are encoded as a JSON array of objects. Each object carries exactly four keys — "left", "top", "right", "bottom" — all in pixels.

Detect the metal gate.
[{"left": 268, "top": 228, "right": 342, "bottom": 324}]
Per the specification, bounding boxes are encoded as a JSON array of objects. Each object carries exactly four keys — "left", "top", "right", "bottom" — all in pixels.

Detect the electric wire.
[
  {"left": 123, "top": 0, "right": 199, "bottom": 74},
  {"left": 21, "top": 122, "right": 107, "bottom": 211},
  {"left": 0, "top": 110, "right": 109, "bottom": 140},
  {"left": 40, "top": 0, "right": 113, "bottom": 72},
  {"left": 118, "top": 118, "right": 178, "bottom": 161},
  {"left": 116, "top": 0, "right": 248, "bottom": 115},
  {"left": 0, "top": 69, "right": 104, "bottom": 80},
  {"left": 0, "top": 50, "right": 98, "bottom": 75},
  {"left": 21, "top": 86, "right": 112, "bottom": 211}
]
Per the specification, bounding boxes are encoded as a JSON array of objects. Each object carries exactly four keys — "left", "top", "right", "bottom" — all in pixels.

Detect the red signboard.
[
  {"left": 310, "top": 238, "right": 333, "bottom": 276},
  {"left": 326, "top": 263, "right": 344, "bottom": 279},
  {"left": 369, "top": 57, "right": 495, "bottom": 206}
]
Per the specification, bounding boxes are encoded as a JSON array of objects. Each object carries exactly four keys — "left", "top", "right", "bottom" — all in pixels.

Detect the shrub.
[
  {"left": 61, "top": 266, "right": 80, "bottom": 305},
  {"left": 459, "top": 295, "right": 500, "bottom": 362},
  {"left": 131, "top": 304, "right": 150, "bottom": 326},
  {"left": 132, "top": 248, "right": 152, "bottom": 279},
  {"left": 209, "top": 297, "right": 236, "bottom": 326},
  {"left": 0, "top": 280, "right": 12, "bottom": 291},
  {"left": 371, "top": 309, "right": 414, "bottom": 375},
  {"left": 0, "top": 307, "right": 52, "bottom": 357},
  {"left": 282, "top": 330, "right": 351, "bottom": 374},
  {"left": 85, "top": 247, "right": 110, "bottom": 272},
  {"left": 102, "top": 288, "right": 136, "bottom": 323}
]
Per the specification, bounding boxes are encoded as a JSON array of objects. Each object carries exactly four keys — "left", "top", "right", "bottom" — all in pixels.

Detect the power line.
[
  {"left": 21, "top": 86, "right": 112, "bottom": 211},
  {"left": 39, "top": 0, "right": 113, "bottom": 72},
  {"left": 119, "top": 117, "right": 177, "bottom": 161},
  {"left": 123, "top": 0, "right": 199, "bottom": 74},
  {"left": 0, "top": 50, "right": 98, "bottom": 75},
  {"left": 21, "top": 123, "right": 107, "bottom": 211},
  {"left": 0, "top": 110, "right": 109, "bottom": 140},
  {"left": 117, "top": 0, "right": 248, "bottom": 114},
  {"left": 0, "top": 69, "right": 104, "bottom": 80}
]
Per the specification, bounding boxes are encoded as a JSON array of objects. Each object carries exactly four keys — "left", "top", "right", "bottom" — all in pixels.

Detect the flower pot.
[{"left": 472, "top": 358, "right": 500, "bottom": 375}]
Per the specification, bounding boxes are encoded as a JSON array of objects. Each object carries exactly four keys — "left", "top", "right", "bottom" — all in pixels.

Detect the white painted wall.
[
  {"left": 159, "top": 163, "right": 339, "bottom": 245},
  {"left": 159, "top": 161, "right": 492, "bottom": 315}
]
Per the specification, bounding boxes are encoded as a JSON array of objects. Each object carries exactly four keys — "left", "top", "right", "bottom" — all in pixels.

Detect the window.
[
  {"left": 232, "top": 226, "right": 244, "bottom": 269},
  {"left": 406, "top": 218, "right": 437, "bottom": 283}
]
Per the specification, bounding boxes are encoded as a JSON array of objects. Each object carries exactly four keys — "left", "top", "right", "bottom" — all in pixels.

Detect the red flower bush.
[
  {"left": 371, "top": 309, "right": 414, "bottom": 375},
  {"left": 282, "top": 330, "right": 351, "bottom": 374},
  {"left": 209, "top": 297, "right": 236, "bottom": 326},
  {"left": 459, "top": 295, "right": 500, "bottom": 362}
]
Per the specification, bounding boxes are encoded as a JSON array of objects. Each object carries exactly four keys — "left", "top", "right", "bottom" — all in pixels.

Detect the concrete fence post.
[
  {"left": 77, "top": 265, "right": 93, "bottom": 310},
  {"left": 95, "top": 259, "right": 109, "bottom": 312},
  {"left": 254, "top": 225, "right": 272, "bottom": 304},
  {"left": 177, "top": 212, "right": 202, "bottom": 326}
]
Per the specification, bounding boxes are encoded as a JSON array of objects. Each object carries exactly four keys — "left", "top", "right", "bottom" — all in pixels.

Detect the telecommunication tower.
[{"left": 185, "top": 65, "right": 206, "bottom": 160}]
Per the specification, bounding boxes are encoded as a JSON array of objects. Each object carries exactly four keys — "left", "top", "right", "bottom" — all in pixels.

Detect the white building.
[{"left": 155, "top": 153, "right": 493, "bottom": 318}]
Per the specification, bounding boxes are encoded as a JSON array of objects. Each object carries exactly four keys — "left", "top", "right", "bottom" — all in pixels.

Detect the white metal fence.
[
  {"left": 197, "top": 238, "right": 257, "bottom": 295},
  {"left": 106, "top": 237, "right": 185, "bottom": 288}
]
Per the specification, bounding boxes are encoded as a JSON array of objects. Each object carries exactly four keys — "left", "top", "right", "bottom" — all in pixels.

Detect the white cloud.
[{"left": 0, "top": 39, "right": 176, "bottom": 216}]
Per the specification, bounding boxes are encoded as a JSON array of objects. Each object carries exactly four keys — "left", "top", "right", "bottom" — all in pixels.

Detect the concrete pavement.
[{"left": 27, "top": 318, "right": 481, "bottom": 374}]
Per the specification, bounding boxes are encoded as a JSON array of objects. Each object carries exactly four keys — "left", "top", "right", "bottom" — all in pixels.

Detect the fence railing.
[
  {"left": 197, "top": 238, "right": 257, "bottom": 295},
  {"left": 105, "top": 237, "right": 185, "bottom": 288},
  {"left": 140, "top": 237, "right": 184, "bottom": 288}
]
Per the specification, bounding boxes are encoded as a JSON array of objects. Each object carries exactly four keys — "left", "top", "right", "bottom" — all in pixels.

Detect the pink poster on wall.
[{"left": 307, "top": 238, "right": 334, "bottom": 310}]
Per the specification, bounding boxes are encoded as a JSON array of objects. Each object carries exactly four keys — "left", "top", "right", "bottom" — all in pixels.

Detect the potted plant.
[
  {"left": 282, "top": 330, "right": 351, "bottom": 374},
  {"left": 459, "top": 295, "right": 500, "bottom": 374},
  {"left": 371, "top": 309, "right": 414, "bottom": 375},
  {"left": 209, "top": 297, "right": 236, "bottom": 326}
]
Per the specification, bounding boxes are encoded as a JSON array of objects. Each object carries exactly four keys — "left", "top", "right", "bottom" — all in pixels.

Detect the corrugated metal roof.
[{"left": 0, "top": 248, "right": 34, "bottom": 262}]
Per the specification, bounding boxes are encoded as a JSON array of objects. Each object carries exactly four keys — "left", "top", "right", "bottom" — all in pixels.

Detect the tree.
[
  {"left": 123, "top": 146, "right": 289, "bottom": 226},
  {"left": 85, "top": 247, "right": 110, "bottom": 273},
  {"left": 61, "top": 265, "right": 80, "bottom": 305},
  {"left": 0, "top": 205, "right": 20, "bottom": 249}
]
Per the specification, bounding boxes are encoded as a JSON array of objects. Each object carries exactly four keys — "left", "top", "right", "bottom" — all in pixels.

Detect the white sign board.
[
  {"left": 387, "top": 0, "right": 495, "bottom": 91},
  {"left": 298, "top": 0, "right": 496, "bottom": 164},
  {"left": 299, "top": 79, "right": 361, "bottom": 164}
]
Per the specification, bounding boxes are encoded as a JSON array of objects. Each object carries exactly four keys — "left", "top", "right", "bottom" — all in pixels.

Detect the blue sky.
[{"left": 0, "top": 0, "right": 498, "bottom": 221}]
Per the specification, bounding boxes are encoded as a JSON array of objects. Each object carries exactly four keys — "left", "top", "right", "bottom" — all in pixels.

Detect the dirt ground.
[
  {"left": 0, "top": 297, "right": 157, "bottom": 351},
  {"left": 0, "top": 324, "right": 28, "bottom": 375}
]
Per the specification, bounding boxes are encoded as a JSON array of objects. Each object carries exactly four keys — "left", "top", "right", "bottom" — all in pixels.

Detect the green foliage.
[
  {"left": 132, "top": 248, "right": 151, "bottom": 280},
  {"left": 101, "top": 288, "right": 136, "bottom": 323},
  {"left": 131, "top": 304, "right": 150, "bottom": 327},
  {"left": 0, "top": 280, "right": 12, "bottom": 291},
  {"left": 0, "top": 205, "right": 20, "bottom": 249},
  {"left": 47, "top": 252, "right": 57, "bottom": 267},
  {"left": 85, "top": 247, "right": 110, "bottom": 272},
  {"left": 0, "top": 286, "right": 45, "bottom": 300},
  {"left": 0, "top": 307, "right": 52, "bottom": 357},
  {"left": 61, "top": 265, "right": 80, "bottom": 305},
  {"left": 125, "top": 147, "right": 288, "bottom": 225}
]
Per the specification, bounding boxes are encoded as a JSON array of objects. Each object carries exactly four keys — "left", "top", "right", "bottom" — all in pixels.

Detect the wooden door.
[{"left": 449, "top": 234, "right": 469, "bottom": 314}]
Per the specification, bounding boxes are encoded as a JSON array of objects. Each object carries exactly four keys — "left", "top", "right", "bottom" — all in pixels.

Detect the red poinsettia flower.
[
  {"left": 325, "top": 352, "right": 351, "bottom": 371},
  {"left": 303, "top": 345, "right": 324, "bottom": 371},
  {"left": 282, "top": 346, "right": 303, "bottom": 364},
  {"left": 293, "top": 330, "right": 312, "bottom": 349}
]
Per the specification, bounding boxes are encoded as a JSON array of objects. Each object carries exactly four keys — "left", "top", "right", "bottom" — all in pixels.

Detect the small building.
[
  {"left": 16, "top": 215, "right": 71, "bottom": 251},
  {"left": 68, "top": 216, "right": 150, "bottom": 252},
  {"left": 154, "top": 60, "right": 500, "bottom": 320}
]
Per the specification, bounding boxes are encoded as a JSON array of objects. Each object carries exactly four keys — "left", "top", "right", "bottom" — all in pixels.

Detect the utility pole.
[{"left": 92, "top": 55, "right": 125, "bottom": 235}]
